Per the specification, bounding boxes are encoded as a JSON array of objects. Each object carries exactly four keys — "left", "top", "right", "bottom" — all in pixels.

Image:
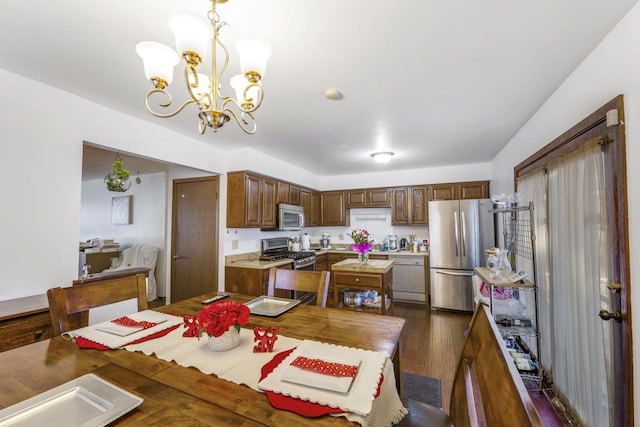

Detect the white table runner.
[{"left": 124, "top": 326, "right": 407, "bottom": 426}]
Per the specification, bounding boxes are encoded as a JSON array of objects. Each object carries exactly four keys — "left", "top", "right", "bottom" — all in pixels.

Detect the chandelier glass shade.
[{"left": 136, "top": 0, "right": 271, "bottom": 135}]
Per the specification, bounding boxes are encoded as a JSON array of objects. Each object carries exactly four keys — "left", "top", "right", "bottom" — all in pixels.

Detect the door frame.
[
  {"left": 170, "top": 175, "right": 219, "bottom": 302},
  {"left": 515, "top": 95, "right": 631, "bottom": 425}
]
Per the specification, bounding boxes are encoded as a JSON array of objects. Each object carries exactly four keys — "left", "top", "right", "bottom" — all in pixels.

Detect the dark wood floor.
[{"left": 392, "top": 301, "right": 567, "bottom": 425}]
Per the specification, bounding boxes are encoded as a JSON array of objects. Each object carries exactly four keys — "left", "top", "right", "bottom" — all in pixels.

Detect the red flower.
[{"left": 184, "top": 300, "right": 251, "bottom": 338}]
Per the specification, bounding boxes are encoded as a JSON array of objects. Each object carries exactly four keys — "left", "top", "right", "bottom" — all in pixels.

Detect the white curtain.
[
  {"left": 517, "top": 170, "right": 551, "bottom": 371},
  {"left": 546, "top": 142, "right": 612, "bottom": 426}
]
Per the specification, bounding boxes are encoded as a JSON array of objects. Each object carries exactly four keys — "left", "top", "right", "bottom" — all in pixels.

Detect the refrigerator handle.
[
  {"left": 461, "top": 211, "right": 467, "bottom": 257},
  {"left": 453, "top": 211, "right": 459, "bottom": 257},
  {"left": 435, "top": 270, "right": 475, "bottom": 277}
]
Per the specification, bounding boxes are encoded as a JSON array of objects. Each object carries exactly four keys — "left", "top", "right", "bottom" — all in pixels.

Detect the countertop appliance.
[
  {"left": 320, "top": 233, "right": 331, "bottom": 249},
  {"left": 388, "top": 255, "right": 426, "bottom": 304},
  {"left": 399, "top": 238, "right": 409, "bottom": 251},
  {"left": 260, "top": 237, "right": 316, "bottom": 270},
  {"left": 428, "top": 199, "right": 494, "bottom": 312},
  {"left": 388, "top": 235, "right": 398, "bottom": 252}
]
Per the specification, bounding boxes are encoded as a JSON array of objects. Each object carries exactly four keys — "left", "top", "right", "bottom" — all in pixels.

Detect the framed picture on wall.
[{"left": 112, "top": 195, "right": 132, "bottom": 225}]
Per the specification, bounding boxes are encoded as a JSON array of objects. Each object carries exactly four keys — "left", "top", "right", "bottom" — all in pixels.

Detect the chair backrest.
[
  {"left": 267, "top": 268, "right": 330, "bottom": 307},
  {"left": 449, "top": 303, "right": 543, "bottom": 427},
  {"left": 47, "top": 273, "right": 148, "bottom": 336}
]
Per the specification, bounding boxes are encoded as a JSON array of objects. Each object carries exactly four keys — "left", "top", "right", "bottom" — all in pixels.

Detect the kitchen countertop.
[
  {"left": 225, "top": 249, "right": 427, "bottom": 270},
  {"left": 331, "top": 258, "right": 394, "bottom": 274},
  {"left": 314, "top": 248, "right": 428, "bottom": 257}
]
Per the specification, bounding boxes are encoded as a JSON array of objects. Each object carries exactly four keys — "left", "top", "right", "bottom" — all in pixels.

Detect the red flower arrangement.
[
  {"left": 183, "top": 300, "right": 250, "bottom": 338},
  {"left": 349, "top": 228, "right": 375, "bottom": 254}
]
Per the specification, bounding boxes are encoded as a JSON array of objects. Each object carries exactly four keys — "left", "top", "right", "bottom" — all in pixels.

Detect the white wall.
[
  {"left": 0, "top": 68, "right": 225, "bottom": 301},
  {"left": 490, "top": 2, "right": 640, "bottom": 416},
  {"left": 80, "top": 172, "right": 167, "bottom": 295}
]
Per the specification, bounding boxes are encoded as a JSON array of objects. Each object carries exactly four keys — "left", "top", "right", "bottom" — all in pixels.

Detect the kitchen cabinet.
[
  {"left": 227, "top": 171, "right": 276, "bottom": 228},
  {"left": 225, "top": 264, "right": 292, "bottom": 296},
  {"left": 321, "top": 191, "right": 349, "bottom": 226},
  {"left": 430, "top": 181, "right": 489, "bottom": 201},
  {"left": 346, "top": 188, "right": 390, "bottom": 208},
  {"left": 262, "top": 177, "right": 277, "bottom": 228},
  {"left": 430, "top": 183, "right": 457, "bottom": 201},
  {"left": 459, "top": 181, "right": 489, "bottom": 199},
  {"left": 289, "top": 185, "right": 300, "bottom": 205},
  {"left": 276, "top": 181, "right": 290, "bottom": 204},
  {"left": 300, "top": 188, "right": 321, "bottom": 226},
  {"left": 315, "top": 253, "right": 328, "bottom": 272},
  {"left": 391, "top": 186, "right": 428, "bottom": 225}
]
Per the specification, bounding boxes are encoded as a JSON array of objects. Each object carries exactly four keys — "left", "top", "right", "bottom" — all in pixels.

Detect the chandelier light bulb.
[{"left": 371, "top": 152, "right": 394, "bottom": 164}]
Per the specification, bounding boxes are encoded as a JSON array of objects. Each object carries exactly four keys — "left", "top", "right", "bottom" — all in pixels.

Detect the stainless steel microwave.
[{"left": 276, "top": 203, "right": 305, "bottom": 231}]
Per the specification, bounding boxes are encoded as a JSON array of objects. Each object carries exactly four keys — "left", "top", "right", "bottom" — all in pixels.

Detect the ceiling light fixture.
[
  {"left": 136, "top": 0, "right": 271, "bottom": 135},
  {"left": 371, "top": 152, "right": 394, "bottom": 164}
]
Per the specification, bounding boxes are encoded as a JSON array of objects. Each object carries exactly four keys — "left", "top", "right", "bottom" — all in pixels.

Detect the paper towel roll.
[{"left": 301, "top": 234, "right": 311, "bottom": 250}]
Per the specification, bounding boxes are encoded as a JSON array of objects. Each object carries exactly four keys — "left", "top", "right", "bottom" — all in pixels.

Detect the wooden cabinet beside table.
[{"left": 0, "top": 268, "right": 150, "bottom": 353}]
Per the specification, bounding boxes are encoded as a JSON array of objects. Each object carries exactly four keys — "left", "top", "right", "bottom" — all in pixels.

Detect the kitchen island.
[{"left": 331, "top": 258, "right": 394, "bottom": 315}]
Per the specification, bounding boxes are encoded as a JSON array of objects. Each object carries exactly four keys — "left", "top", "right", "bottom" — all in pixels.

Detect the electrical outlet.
[
  {"left": 339, "top": 234, "right": 344, "bottom": 240},
  {"left": 232, "top": 240, "right": 239, "bottom": 250}
]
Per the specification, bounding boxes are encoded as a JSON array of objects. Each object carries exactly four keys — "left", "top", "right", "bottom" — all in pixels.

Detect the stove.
[{"left": 260, "top": 237, "right": 316, "bottom": 270}]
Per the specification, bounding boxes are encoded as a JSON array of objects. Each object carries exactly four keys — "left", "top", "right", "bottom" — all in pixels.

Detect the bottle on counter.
[{"left": 81, "top": 263, "right": 90, "bottom": 278}]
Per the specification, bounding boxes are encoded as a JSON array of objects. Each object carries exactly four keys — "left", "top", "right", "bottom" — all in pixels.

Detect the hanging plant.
[{"left": 104, "top": 154, "right": 131, "bottom": 192}]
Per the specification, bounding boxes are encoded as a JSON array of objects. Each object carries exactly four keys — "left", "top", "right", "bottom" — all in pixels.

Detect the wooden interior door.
[{"left": 171, "top": 176, "right": 219, "bottom": 303}]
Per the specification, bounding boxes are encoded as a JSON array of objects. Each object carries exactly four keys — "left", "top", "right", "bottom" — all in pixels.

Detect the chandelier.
[{"left": 135, "top": 0, "right": 271, "bottom": 135}]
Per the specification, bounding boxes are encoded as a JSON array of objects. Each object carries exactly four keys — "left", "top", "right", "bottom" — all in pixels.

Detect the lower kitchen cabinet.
[{"left": 225, "top": 264, "right": 292, "bottom": 297}]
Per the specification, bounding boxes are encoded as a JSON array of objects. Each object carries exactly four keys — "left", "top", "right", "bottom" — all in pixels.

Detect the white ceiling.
[{"left": 1, "top": 0, "right": 637, "bottom": 177}]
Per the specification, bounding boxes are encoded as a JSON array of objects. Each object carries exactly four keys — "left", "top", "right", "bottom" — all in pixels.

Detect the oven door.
[{"left": 292, "top": 258, "right": 317, "bottom": 303}]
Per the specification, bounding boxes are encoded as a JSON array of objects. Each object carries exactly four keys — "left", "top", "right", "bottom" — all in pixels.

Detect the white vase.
[{"left": 207, "top": 327, "right": 241, "bottom": 352}]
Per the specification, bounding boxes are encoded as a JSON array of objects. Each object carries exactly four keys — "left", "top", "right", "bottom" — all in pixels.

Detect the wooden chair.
[
  {"left": 398, "top": 303, "right": 543, "bottom": 427},
  {"left": 266, "top": 268, "right": 330, "bottom": 307},
  {"left": 47, "top": 273, "right": 148, "bottom": 336}
]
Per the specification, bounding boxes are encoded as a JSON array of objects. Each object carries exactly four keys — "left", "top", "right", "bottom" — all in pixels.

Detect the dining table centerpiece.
[
  {"left": 184, "top": 300, "right": 251, "bottom": 352},
  {"left": 349, "top": 228, "right": 375, "bottom": 263}
]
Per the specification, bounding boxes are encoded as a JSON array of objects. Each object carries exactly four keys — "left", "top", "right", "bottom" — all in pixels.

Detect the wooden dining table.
[{"left": 0, "top": 293, "right": 405, "bottom": 426}]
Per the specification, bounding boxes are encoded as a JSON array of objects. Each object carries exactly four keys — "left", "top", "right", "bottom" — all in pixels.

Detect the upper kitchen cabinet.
[
  {"left": 430, "top": 181, "right": 489, "bottom": 201},
  {"left": 289, "top": 185, "right": 300, "bottom": 205},
  {"left": 300, "top": 188, "right": 321, "bottom": 227},
  {"left": 227, "top": 171, "right": 276, "bottom": 228},
  {"left": 346, "top": 188, "right": 391, "bottom": 208},
  {"left": 458, "top": 181, "right": 489, "bottom": 199},
  {"left": 321, "top": 191, "right": 349, "bottom": 226},
  {"left": 391, "top": 186, "right": 429, "bottom": 225},
  {"left": 276, "top": 181, "right": 290, "bottom": 204}
]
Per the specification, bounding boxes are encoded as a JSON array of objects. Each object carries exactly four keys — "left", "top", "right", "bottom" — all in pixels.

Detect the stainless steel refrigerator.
[{"left": 428, "top": 199, "right": 494, "bottom": 311}]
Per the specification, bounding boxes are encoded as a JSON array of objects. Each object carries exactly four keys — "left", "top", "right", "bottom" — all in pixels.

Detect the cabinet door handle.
[
  {"left": 173, "top": 255, "right": 182, "bottom": 260},
  {"left": 355, "top": 278, "right": 360, "bottom": 282}
]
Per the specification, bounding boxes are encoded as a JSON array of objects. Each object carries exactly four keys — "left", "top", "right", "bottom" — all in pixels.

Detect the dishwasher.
[{"left": 388, "top": 255, "right": 426, "bottom": 304}]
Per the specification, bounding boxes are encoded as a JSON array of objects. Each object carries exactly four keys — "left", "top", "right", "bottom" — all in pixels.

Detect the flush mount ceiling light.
[
  {"left": 371, "top": 152, "right": 394, "bottom": 164},
  {"left": 136, "top": 0, "right": 271, "bottom": 135}
]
